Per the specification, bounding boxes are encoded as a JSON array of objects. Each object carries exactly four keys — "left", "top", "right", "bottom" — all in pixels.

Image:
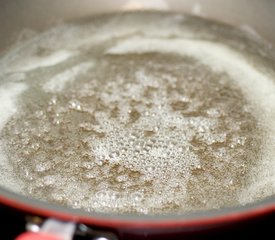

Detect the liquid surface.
[{"left": 0, "top": 12, "right": 275, "bottom": 214}]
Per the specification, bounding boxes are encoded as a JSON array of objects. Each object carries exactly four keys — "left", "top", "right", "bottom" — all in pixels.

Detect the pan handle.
[
  {"left": 15, "top": 218, "right": 75, "bottom": 240},
  {"left": 15, "top": 218, "right": 119, "bottom": 240},
  {"left": 15, "top": 232, "right": 62, "bottom": 240}
]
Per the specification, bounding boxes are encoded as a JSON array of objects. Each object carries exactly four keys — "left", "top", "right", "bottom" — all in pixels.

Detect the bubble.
[
  {"left": 49, "top": 97, "right": 57, "bottom": 106},
  {"left": 109, "top": 151, "right": 120, "bottom": 159},
  {"left": 43, "top": 175, "right": 55, "bottom": 186},
  {"left": 69, "top": 100, "right": 82, "bottom": 111},
  {"left": 146, "top": 166, "right": 156, "bottom": 172},
  {"left": 31, "top": 143, "right": 40, "bottom": 151},
  {"left": 82, "top": 161, "right": 93, "bottom": 169},
  {"left": 131, "top": 192, "right": 144, "bottom": 202},
  {"left": 116, "top": 175, "right": 128, "bottom": 182},
  {"left": 52, "top": 118, "right": 60, "bottom": 125},
  {"left": 51, "top": 192, "right": 65, "bottom": 202},
  {"left": 35, "top": 162, "right": 51, "bottom": 172},
  {"left": 95, "top": 190, "right": 106, "bottom": 198}
]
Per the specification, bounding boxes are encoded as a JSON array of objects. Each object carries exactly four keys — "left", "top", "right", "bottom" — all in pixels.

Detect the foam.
[
  {"left": 5, "top": 72, "right": 26, "bottom": 82},
  {"left": 0, "top": 145, "right": 23, "bottom": 193},
  {"left": 0, "top": 13, "right": 187, "bottom": 76},
  {"left": 122, "top": 0, "right": 169, "bottom": 10},
  {"left": 5, "top": 50, "right": 76, "bottom": 73},
  {"left": 0, "top": 83, "right": 28, "bottom": 131},
  {"left": 107, "top": 36, "right": 275, "bottom": 204},
  {"left": 108, "top": 37, "right": 275, "bottom": 115},
  {"left": 0, "top": 82, "right": 27, "bottom": 191},
  {"left": 43, "top": 61, "right": 94, "bottom": 93},
  {"left": 1, "top": 12, "right": 275, "bottom": 213},
  {"left": 36, "top": 13, "right": 187, "bottom": 51}
]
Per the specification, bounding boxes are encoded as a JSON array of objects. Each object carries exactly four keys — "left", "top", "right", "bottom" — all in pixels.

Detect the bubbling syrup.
[{"left": 0, "top": 12, "right": 275, "bottom": 214}]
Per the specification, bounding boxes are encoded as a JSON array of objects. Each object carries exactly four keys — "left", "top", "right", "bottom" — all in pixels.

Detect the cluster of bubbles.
[{"left": 0, "top": 11, "right": 274, "bottom": 214}]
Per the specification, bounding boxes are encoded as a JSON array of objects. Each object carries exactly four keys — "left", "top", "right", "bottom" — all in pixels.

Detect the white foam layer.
[
  {"left": 107, "top": 37, "right": 275, "bottom": 121},
  {"left": 122, "top": 0, "right": 169, "bottom": 10},
  {"left": 5, "top": 50, "right": 76, "bottom": 73},
  {"left": 43, "top": 61, "right": 94, "bottom": 93},
  {"left": 43, "top": 14, "right": 186, "bottom": 51},
  {"left": 0, "top": 83, "right": 28, "bottom": 131},
  {"left": 107, "top": 37, "right": 275, "bottom": 203},
  {"left": 0, "top": 13, "right": 187, "bottom": 76},
  {"left": 0, "top": 83, "right": 27, "bottom": 192}
]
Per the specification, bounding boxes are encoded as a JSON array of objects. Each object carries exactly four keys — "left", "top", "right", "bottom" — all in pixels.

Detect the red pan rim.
[{"left": 0, "top": 188, "right": 275, "bottom": 229}]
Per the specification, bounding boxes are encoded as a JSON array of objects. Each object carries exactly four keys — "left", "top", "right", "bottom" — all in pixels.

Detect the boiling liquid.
[{"left": 0, "top": 12, "right": 275, "bottom": 214}]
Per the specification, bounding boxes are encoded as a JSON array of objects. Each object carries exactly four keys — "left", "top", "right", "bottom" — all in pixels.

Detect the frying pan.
[{"left": 0, "top": 0, "right": 275, "bottom": 239}]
